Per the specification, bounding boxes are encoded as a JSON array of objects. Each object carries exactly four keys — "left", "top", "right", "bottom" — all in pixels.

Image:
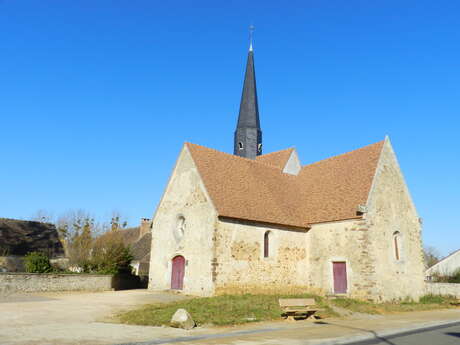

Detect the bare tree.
[
  {"left": 424, "top": 246, "right": 441, "bottom": 268},
  {"left": 30, "top": 209, "right": 54, "bottom": 224},
  {"left": 109, "top": 210, "right": 128, "bottom": 232}
]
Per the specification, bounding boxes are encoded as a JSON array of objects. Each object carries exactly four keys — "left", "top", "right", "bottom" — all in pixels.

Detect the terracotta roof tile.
[
  {"left": 299, "top": 141, "right": 384, "bottom": 224},
  {"left": 186, "top": 140, "right": 384, "bottom": 228},
  {"left": 255, "top": 148, "right": 294, "bottom": 169}
]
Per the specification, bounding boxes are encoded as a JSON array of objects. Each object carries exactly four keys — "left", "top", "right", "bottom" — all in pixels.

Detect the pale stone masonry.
[
  {"left": 148, "top": 44, "right": 425, "bottom": 301},
  {"left": 0, "top": 273, "right": 113, "bottom": 293},
  {"left": 149, "top": 147, "right": 216, "bottom": 296},
  {"left": 148, "top": 138, "right": 426, "bottom": 301}
]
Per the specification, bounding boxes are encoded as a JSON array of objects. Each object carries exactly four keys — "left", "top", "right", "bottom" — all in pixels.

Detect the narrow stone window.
[
  {"left": 174, "top": 215, "right": 185, "bottom": 243},
  {"left": 393, "top": 231, "right": 401, "bottom": 261},
  {"left": 264, "top": 231, "right": 270, "bottom": 258},
  {"left": 238, "top": 142, "right": 244, "bottom": 150}
]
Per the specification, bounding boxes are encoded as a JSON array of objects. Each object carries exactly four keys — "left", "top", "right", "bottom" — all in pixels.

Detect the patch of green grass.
[
  {"left": 116, "top": 293, "right": 459, "bottom": 327},
  {"left": 419, "top": 294, "right": 454, "bottom": 304},
  {"left": 116, "top": 293, "right": 337, "bottom": 326}
]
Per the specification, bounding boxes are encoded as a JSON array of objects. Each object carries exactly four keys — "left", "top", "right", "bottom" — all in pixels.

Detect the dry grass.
[{"left": 330, "top": 295, "right": 459, "bottom": 315}]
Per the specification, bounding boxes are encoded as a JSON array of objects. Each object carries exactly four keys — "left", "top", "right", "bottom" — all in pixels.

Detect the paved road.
[{"left": 346, "top": 322, "right": 460, "bottom": 345}]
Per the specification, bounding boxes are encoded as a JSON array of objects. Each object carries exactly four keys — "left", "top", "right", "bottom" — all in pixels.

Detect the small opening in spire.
[{"left": 238, "top": 142, "right": 244, "bottom": 150}]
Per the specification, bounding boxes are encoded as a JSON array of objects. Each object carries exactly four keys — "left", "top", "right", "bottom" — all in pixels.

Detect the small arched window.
[
  {"left": 393, "top": 231, "right": 401, "bottom": 261},
  {"left": 238, "top": 142, "right": 244, "bottom": 150},
  {"left": 264, "top": 231, "right": 270, "bottom": 258}
]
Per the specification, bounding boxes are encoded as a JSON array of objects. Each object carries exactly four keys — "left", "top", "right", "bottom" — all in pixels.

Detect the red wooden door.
[
  {"left": 171, "top": 256, "right": 185, "bottom": 290},
  {"left": 333, "top": 262, "right": 347, "bottom": 294}
]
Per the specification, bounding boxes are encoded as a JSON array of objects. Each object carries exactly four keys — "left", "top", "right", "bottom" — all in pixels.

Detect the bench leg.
[
  {"left": 286, "top": 315, "right": 296, "bottom": 321},
  {"left": 305, "top": 312, "right": 319, "bottom": 321}
]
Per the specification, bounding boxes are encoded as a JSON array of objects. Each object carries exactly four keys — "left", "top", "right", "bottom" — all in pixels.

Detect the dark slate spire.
[{"left": 234, "top": 44, "right": 262, "bottom": 159}]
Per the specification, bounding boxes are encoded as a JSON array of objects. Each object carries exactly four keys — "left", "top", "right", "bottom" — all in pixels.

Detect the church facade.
[{"left": 148, "top": 45, "right": 425, "bottom": 302}]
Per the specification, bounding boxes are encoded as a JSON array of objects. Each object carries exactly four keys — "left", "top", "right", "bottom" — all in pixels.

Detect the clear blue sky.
[{"left": 1, "top": 1, "right": 458, "bottom": 257}]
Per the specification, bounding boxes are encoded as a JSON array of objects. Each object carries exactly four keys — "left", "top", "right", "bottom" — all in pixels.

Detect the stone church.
[{"left": 148, "top": 44, "right": 425, "bottom": 302}]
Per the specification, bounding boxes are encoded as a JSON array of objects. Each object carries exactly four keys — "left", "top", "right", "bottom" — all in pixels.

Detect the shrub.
[
  {"left": 85, "top": 231, "right": 133, "bottom": 274},
  {"left": 24, "top": 252, "right": 52, "bottom": 273},
  {"left": 431, "top": 269, "right": 460, "bottom": 284},
  {"left": 447, "top": 269, "right": 460, "bottom": 283}
]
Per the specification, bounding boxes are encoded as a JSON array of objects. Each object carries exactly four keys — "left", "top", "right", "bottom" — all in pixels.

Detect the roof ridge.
[
  {"left": 0, "top": 217, "right": 54, "bottom": 226},
  {"left": 257, "top": 147, "right": 294, "bottom": 158},
  {"left": 428, "top": 248, "right": 460, "bottom": 269},
  {"left": 185, "top": 142, "right": 298, "bottom": 177},
  {"left": 302, "top": 140, "right": 385, "bottom": 169}
]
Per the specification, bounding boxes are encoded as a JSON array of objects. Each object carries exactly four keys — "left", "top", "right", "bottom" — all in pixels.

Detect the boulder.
[{"left": 170, "top": 308, "right": 195, "bottom": 330}]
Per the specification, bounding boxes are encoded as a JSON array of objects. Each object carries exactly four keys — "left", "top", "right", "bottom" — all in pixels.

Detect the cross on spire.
[{"left": 249, "top": 25, "right": 255, "bottom": 51}]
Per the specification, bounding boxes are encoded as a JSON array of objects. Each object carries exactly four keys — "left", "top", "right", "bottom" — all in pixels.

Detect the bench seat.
[{"left": 279, "top": 298, "right": 323, "bottom": 321}]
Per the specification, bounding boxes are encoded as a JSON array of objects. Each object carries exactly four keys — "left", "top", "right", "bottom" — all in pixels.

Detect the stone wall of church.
[
  {"left": 148, "top": 146, "right": 216, "bottom": 296},
  {"left": 365, "top": 139, "right": 426, "bottom": 301},
  {"left": 212, "top": 219, "right": 310, "bottom": 294},
  {"left": 306, "top": 139, "right": 425, "bottom": 302},
  {"left": 306, "top": 219, "right": 380, "bottom": 300}
]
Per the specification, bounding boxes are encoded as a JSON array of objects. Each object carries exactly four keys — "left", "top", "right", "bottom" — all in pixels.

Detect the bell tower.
[{"left": 234, "top": 27, "right": 262, "bottom": 159}]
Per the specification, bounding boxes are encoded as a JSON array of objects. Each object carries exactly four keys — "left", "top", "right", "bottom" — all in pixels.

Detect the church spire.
[{"left": 234, "top": 26, "right": 262, "bottom": 159}]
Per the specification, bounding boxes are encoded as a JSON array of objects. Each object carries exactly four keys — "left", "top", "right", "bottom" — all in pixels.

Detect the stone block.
[{"left": 170, "top": 308, "right": 195, "bottom": 330}]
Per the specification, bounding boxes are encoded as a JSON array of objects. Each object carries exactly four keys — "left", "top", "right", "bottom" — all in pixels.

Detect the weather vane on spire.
[{"left": 249, "top": 25, "right": 255, "bottom": 51}]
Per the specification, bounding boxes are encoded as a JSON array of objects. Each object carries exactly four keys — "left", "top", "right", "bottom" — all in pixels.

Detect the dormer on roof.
[
  {"left": 256, "top": 148, "right": 301, "bottom": 175},
  {"left": 282, "top": 149, "right": 301, "bottom": 175}
]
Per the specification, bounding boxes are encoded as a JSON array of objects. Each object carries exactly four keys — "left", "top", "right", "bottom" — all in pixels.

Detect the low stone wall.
[
  {"left": 0, "top": 273, "right": 113, "bottom": 293},
  {"left": 425, "top": 282, "right": 460, "bottom": 298}
]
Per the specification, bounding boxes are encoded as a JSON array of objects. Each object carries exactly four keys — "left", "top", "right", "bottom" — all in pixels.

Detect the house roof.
[
  {"left": 119, "top": 227, "right": 140, "bottom": 245},
  {"left": 0, "top": 218, "right": 65, "bottom": 257},
  {"left": 186, "top": 140, "right": 385, "bottom": 228},
  {"left": 109, "top": 227, "right": 152, "bottom": 263},
  {"left": 426, "top": 248, "right": 460, "bottom": 272},
  {"left": 130, "top": 233, "right": 152, "bottom": 262}
]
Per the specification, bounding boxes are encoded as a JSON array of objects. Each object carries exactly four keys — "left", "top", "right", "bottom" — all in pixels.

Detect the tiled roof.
[
  {"left": 98, "top": 227, "right": 151, "bottom": 264},
  {"left": 0, "top": 218, "right": 65, "bottom": 257},
  {"left": 130, "top": 233, "right": 152, "bottom": 262},
  {"left": 186, "top": 140, "right": 385, "bottom": 228},
  {"left": 119, "top": 227, "right": 140, "bottom": 245},
  {"left": 255, "top": 148, "right": 294, "bottom": 169}
]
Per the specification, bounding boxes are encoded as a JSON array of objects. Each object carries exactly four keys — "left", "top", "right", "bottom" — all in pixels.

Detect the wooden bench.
[{"left": 278, "top": 298, "right": 323, "bottom": 321}]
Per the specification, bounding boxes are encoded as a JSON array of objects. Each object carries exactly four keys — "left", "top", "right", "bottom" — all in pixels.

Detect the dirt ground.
[
  {"left": 0, "top": 289, "right": 197, "bottom": 345},
  {"left": 0, "top": 289, "right": 459, "bottom": 345}
]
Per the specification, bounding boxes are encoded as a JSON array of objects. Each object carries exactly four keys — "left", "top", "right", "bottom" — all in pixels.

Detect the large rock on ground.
[{"left": 170, "top": 308, "right": 195, "bottom": 330}]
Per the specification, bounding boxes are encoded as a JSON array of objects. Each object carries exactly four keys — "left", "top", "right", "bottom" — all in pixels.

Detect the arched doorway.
[{"left": 171, "top": 255, "right": 185, "bottom": 290}]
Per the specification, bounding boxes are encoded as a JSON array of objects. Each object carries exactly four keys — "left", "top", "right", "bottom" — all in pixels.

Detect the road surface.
[{"left": 345, "top": 321, "right": 460, "bottom": 345}]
